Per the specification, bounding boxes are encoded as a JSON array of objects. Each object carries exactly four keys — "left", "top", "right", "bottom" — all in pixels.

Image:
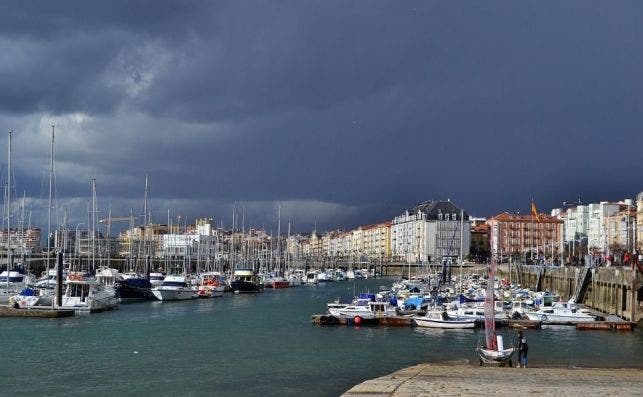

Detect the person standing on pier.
[
  {"left": 515, "top": 331, "right": 524, "bottom": 367},
  {"left": 521, "top": 338, "right": 528, "bottom": 368}
]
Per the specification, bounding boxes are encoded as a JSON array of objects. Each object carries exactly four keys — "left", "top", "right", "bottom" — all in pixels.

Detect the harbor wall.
[{"left": 499, "top": 264, "right": 642, "bottom": 324}]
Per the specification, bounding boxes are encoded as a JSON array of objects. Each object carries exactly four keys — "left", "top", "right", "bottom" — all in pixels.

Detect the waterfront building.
[
  {"left": 563, "top": 205, "right": 590, "bottom": 244},
  {"left": 391, "top": 201, "right": 470, "bottom": 264},
  {"left": 322, "top": 230, "right": 341, "bottom": 259},
  {"left": 487, "top": 212, "right": 562, "bottom": 260},
  {"left": 587, "top": 202, "right": 622, "bottom": 253},
  {"left": 362, "top": 221, "right": 392, "bottom": 261},
  {"left": 76, "top": 230, "right": 120, "bottom": 258},
  {"left": 469, "top": 219, "right": 489, "bottom": 262},
  {"left": 637, "top": 192, "right": 643, "bottom": 253},
  {"left": 286, "top": 234, "right": 308, "bottom": 262},
  {"left": 604, "top": 203, "right": 636, "bottom": 254},
  {"left": 0, "top": 227, "right": 41, "bottom": 254},
  {"left": 309, "top": 231, "right": 322, "bottom": 259},
  {"left": 350, "top": 227, "right": 365, "bottom": 261}
]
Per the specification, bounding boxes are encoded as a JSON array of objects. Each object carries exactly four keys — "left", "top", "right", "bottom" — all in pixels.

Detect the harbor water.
[{"left": 2, "top": 277, "right": 642, "bottom": 396}]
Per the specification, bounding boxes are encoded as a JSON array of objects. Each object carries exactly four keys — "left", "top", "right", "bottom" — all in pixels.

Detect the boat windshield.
[{"left": 67, "top": 284, "right": 91, "bottom": 298}]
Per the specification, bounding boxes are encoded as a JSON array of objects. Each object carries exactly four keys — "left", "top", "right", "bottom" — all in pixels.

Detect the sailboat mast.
[
  {"left": 277, "top": 205, "right": 281, "bottom": 274},
  {"left": 6, "top": 131, "right": 12, "bottom": 287},
  {"left": 459, "top": 209, "right": 464, "bottom": 294},
  {"left": 143, "top": 174, "right": 148, "bottom": 260},
  {"left": 91, "top": 178, "right": 97, "bottom": 271},
  {"left": 47, "top": 125, "right": 54, "bottom": 273}
]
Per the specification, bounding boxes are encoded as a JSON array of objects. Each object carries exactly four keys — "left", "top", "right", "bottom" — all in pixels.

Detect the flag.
[{"left": 531, "top": 199, "right": 540, "bottom": 221}]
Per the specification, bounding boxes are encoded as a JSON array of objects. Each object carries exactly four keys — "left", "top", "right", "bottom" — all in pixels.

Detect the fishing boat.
[
  {"left": 230, "top": 268, "right": 264, "bottom": 293},
  {"left": 413, "top": 310, "right": 476, "bottom": 329},
  {"left": 152, "top": 275, "right": 198, "bottom": 301}
]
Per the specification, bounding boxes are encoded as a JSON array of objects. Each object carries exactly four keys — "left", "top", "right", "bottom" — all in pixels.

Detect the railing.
[{"left": 572, "top": 267, "right": 592, "bottom": 303}]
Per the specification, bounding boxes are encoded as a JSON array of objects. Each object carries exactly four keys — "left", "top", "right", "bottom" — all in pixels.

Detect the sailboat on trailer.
[{"left": 476, "top": 255, "right": 515, "bottom": 366}]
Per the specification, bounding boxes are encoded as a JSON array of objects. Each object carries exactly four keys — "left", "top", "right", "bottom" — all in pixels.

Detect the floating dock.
[
  {"left": 312, "top": 314, "right": 634, "bottom": 331},
  {"left": 576, "top": 321, "right": 634, "bottom": 331},
  {"left": 312, "top": 314, "right": 414, "bottom": 326},
  {"left": 0, "top": 305, "right": 75, "bottom": 318}
]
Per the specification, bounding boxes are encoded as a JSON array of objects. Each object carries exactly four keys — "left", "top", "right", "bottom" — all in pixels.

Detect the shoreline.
[{"left": 341, "top": 363, "right": 643, "bottom": 397}]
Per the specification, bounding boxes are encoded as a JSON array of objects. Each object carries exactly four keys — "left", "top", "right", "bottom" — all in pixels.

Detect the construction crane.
[
  {"left": 99, "top": 217, "right": 132, "bottom": 223},
  {"left": 98, "top": 217, "right": 133, "bottom": 223}
]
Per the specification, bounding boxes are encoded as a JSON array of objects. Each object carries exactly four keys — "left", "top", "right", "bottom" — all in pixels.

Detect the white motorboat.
[
  {"left": 305, "top": 270, "right": 319, "bottom": 284},
  {"left": 286, "top": 270, "right": 303, "bottom": 287},
  {"left": 316, "top": 270, "right": 333, "bottom": 283},
  {"left": 413, "top": 311, "right": 476, "bottom": 329},
  {"left": 525, "top": 301, "right": 595, "bottom": 323},
  {"left": 196, "top": 272, "right": 225, "bottom": 298},
  {"left": 152, "top": 275, "right": 198, "bottom": 301},
  {"left": 333, "top": 269, "right": 347, "bottom": 281},
  {"left": 448, "top": 303, "right": 509, "bottom": 321},
  {"left": 149, "top": 272, "right": 166, "bottom": 287},
  {"left": 58, "top": 275, "right": 119, "bottom": 313},
  {"left": 328, "top": 297, "right": 372, "bottom": 317},
  {"left": 332, "top": 300, "right": 398, "bottom": 320}
]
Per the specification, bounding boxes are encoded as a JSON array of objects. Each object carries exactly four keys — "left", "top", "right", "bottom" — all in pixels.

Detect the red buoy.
[{"left": 354, "top": 316, "right": 362, "bottom": 325}]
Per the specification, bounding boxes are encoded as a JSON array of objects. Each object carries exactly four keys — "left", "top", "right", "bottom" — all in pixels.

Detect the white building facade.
[
  {"left": 391, "top": 201, "right": 471, "bottom": 263},
  {"left": 587, "top": 202, "right": 622, "bottom": 252}
]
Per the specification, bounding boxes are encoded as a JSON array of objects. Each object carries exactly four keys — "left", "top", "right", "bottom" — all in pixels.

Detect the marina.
[{"left": 1, "top": 277, "right": 641, "bottom": 396}]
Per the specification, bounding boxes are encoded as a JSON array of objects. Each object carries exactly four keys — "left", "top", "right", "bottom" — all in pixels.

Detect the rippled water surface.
[{"left": 2, "top": 278, "right": 641, "bottom": 396}]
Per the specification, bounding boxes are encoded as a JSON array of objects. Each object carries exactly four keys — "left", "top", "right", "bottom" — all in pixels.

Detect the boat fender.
[{"left": 354, "top": 316, "right": 362, "bottom": 325}]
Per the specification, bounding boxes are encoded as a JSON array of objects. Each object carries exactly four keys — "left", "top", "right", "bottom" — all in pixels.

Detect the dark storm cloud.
[{"left": 1, "top": 1, "right": 642, "bottom": 232}]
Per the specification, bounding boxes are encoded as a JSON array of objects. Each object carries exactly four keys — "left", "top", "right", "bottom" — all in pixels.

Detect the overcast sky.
[{"left": 1, "top": 1, "right": 642, "bottom": 234}]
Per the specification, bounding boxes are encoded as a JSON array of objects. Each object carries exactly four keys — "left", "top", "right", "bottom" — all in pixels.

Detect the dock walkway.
[{"left": 341, "top": 363, "right": 643, "bottom": 397}]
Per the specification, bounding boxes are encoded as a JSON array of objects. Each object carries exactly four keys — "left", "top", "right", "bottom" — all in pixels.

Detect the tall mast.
[
  {"left": 143, "top": 174, "right": 148, "bottom": 260},
  {"left": 91, "top": 178, "right": 96, "bottom": 271},
  {"left": 107, "top": 203, "right": 112, "bottom": 269},
  {"left": 47, "top": 125, "right": 54, "bottom": 272},
  {"left": 6, "top": 131, "right": 12, "bottom": 287},
  {"left": 277, "top": 205, "right": 281, "bottom": 274},
  {"left": 459, "top": 209, "right": 464, "bottom": 294}
]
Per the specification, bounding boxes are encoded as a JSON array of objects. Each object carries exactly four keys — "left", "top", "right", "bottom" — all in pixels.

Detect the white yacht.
[
  {"left": 305, "top": 270, "right": 319, "bottom": 284},
  {"left": 152, "top": 275, "right": 198, "bottom": 301},
  {"left": 316, "top": 270, "right": 333, "bottom": 283},
  {"left": 149, "top": 272, "right": 166, "bottom": 287},
  {"left": 58, "top": 276, "right": 119, "bottom": 313},
  {"left": 525, "top": 301, "right": 595, "bottom": 323},
  {"left": 448, "top": 302, "right": 509, "bottom": 321}
]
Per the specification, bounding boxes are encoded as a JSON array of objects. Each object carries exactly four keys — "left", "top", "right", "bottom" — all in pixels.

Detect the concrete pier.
[
  {"left": 341, "top": 363, "right": 643, "bottom": 397},
  {"left": 0, "top": 305, "right": 75, "bottom": 318},
  {"left": 499, "top": 264, "right": 642, "bottom": 324}
]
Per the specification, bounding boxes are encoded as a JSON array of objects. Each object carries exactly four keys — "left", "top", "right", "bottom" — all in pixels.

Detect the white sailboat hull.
[{"left": 414, "top": 317, "right": 476, "bottom": 329}]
